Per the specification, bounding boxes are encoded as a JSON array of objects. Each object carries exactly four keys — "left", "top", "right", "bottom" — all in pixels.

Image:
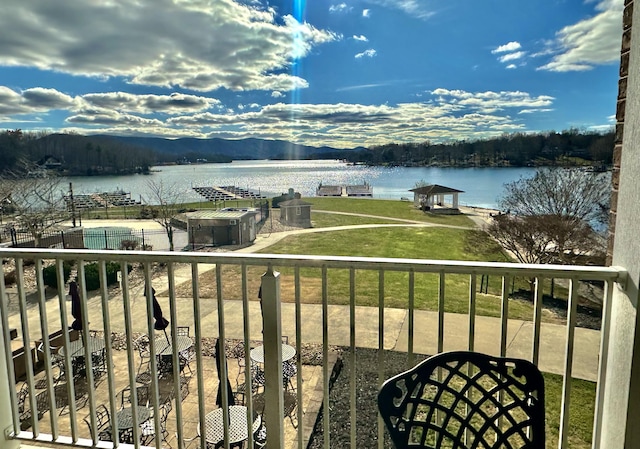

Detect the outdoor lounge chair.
[{"left": 377, "top": 351, "right": 545, "bottom": 449}]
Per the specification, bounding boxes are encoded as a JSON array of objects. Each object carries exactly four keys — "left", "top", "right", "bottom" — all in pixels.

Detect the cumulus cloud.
[
  {"left": 538, "top": 0, "right": 623, "bottom": 71},
  {"left": 80, "top": 92, "right": 218, "bottom": 114},
  {"left": 271, "top": 91, "right": 285, "bottom": 98},
  {"left": 363, "top": 9, "right": 371, "bottom": 17},
  {"left": 506, "top": 64, "right": 517, "bottom": 70},
  {"left": 363, "top": 0, "right": 435, "bottom": 20},
  {"left": 0, "top": 0, "right": 339, "bottom": 92},
  {"left": 498, "top": 51, "right": 526, "bottom": 63},
  {"left": 492, "top": 41, "right": 522, "bottom": 54},
  {"left": 0, "top": 83, "right": 558, "bottom": 147},
  {"left": 355, "top": 49, "right": 377, "bottom": 59},
  {"left": 0, "top": 86, "right": 76, "bottom": 115},
  {"left": 353, "top": 35, "right": 369, "bottom": 42}
]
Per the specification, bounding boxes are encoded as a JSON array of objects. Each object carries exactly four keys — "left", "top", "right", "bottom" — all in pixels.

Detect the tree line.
[
  {"left": 0, "top": 130, "right": 157, "bottom": 176},
  {"left": 315, "top": 128, "right": 615, "bottom": 167}
]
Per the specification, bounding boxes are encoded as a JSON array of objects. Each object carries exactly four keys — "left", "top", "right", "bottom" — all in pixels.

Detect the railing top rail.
[{"left": 0, "top": 247, "right": 627, "bottom": 283}]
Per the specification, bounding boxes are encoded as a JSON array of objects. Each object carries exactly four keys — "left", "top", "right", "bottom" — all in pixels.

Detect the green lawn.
[
  {"left": 544, "top": 373, "right": 596, "bottom": 448},
  {"left": 256, "top": 226, "right": 548, "bottom": 321},
  {"left": 310, "top": 211, "right": 399, "bottom": 227},
  {"left": 305, "top": 197, "right": 475, "bottom": 227}
]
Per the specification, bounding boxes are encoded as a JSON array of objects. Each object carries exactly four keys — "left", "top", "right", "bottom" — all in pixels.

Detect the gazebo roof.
[{"left": 409, "top": 184, "right": 464, "bottom": 195}]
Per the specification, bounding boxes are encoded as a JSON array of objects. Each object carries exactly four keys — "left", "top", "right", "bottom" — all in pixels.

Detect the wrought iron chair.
[
  {"left": 83, "top": 404, "right": 113, "bottom": 441},
  {"left": 176, "top": 326, "right": 190, "bottom": 336},
  {"left": 377, "top": 351, "right": 545, "bottom": 449},
  {"left": 141, "top": 400, "right": 173, "bottom": 446}
]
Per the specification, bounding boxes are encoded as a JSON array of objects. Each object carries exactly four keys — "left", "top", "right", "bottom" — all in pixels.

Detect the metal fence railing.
[{"left": 0, "top": 248, "right": 627, "bottom": 449}]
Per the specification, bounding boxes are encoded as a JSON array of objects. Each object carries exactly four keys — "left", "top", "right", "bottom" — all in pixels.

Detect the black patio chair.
[{"left": 377, "top": 351, "right": 545, "bottom": 449}]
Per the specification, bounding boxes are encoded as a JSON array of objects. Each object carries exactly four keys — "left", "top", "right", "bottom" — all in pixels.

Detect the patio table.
[{"left": 198, "top": 405, "right": 259, "bottom": 446}]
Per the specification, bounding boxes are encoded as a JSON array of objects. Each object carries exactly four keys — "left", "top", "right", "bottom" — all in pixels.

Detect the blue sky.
[{"left": 0, "top": 0, "right": 623, "bottom": 149}]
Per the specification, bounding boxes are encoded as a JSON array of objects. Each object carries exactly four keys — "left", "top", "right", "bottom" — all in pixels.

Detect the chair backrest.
[
  {"left": 95, "top": 403, "right": 110, "bottom": 429},
  {"left": 377, "top": 351, "right": 545, "bottom": 449},
  {"left": 177, "top": 326, "right": 190, "bottom": 337}
]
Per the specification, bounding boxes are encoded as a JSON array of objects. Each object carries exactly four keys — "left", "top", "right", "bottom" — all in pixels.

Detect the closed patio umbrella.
[
  {"left": 215, "top": 338, "right": 235, "bottom": 408},
  {"left": 146, "top": 285, "right": 170, "bottom": 344},
  {"left": 69, "top": 281, "right": 83, "bottom": 331}
]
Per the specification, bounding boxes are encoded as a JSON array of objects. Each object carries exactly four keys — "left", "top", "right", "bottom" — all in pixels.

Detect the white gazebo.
[{"left": 409, "top": 184, "right": 464, "bottom": 213}]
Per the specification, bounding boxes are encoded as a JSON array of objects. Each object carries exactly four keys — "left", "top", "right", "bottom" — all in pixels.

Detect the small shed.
[
  {"left": 186, "top": 209, "right": 257, "bottom": 247},
  {"left": 409, "top": 184, "right": 464, "bottom": 214},
  {"left": 279, "top": 195, "right": 312, "bottom": 228}
]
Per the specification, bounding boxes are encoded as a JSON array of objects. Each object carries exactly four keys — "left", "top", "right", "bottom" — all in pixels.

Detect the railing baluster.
[
  {"left": 241, "top": 263, "right": 254, "bottom": 449},
  {"left": 121, "top": 260, "right": 143, "bottom": 448},
  {"left": 322, "top": 265, "right": 330, "bottom": 449},
  {"left": 349, "top": 267, "right": 357, "bottom": 449},
  {"left": 438, "top": 270, "right": 445, "bottom": 354},
  {"left": 559, "top": 278, "right": 578, "bottom": 449},
  {"left": 97, "top": 260, "right": 117, "bottom": 447},
  {"left": 16, "top": 258, "right": 37, "bottom": 437},
  {"left": 377, "top": 269, "right": 385, "bottom": 449},
  {"left": 0, "top": 255, "right": 19, "bottom": 440},
  {"left": 468, "top": 273, "right": 476, "bottom": 352},
  {"left": 56, "top": 259, "right": 78, "bottom": 442},
  {"left": 263, "top": 265, "right": 285, "bottom": 449},
  {"left": 77, "top": 260, "right": 99, "bottom": 445},
  {"left": 168, "top": 262, "right": 183, "bottom": 448},
  {"left": 192, "top": 262, "right": 206, "bottom": 449},
  {"left": 408, "top": 269, "right": 415, "bottom": 367},
  {"left": 35, "top": 258, "right": 58, "bottom": 440},
  {"left": 215, "top": 263, "right": 230, "bottom": 449},
  {"left": 500, "top": 275, "right": 509, "bottom": 357},
  {"left": 532, "top": 277, "right": 543, "bottom": 366},
  {"left": 296, "top": 265, "right": 304, "bottom": 449},
  {"left": 592, "top": 280, "right": 613, "bottom": 449}
]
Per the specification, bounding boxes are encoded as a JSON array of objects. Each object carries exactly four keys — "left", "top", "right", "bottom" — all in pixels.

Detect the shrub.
[
  {"left": 120, "top": 239, "right": 139, "bottom": 250},
  {"left": 42, "top": 262, "right": 73, "bottom": 290},
  {"left": 4, "top": 269, "right": 16, "bottom": 286},
  {"left": 83, "top": 261, "right": 133, "bottom": 291}
]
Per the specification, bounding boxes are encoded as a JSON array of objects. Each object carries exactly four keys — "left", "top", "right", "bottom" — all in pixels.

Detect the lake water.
[{"left": 63, "top": 160, "right": 537, "bottom": 210}]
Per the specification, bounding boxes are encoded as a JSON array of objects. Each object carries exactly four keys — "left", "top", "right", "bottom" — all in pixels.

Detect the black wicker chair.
[{"left": 377, "top": 351, "right": 545, "bottom": 449}]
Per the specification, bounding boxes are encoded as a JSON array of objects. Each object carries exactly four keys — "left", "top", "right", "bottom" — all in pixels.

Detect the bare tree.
[
  {"left": 500, "top": 168, "right": 610, "bottom": 227},
  {"left": 144, "top": 179, "right": 186, "bottom": 251},
  {"left": 1, "top": 164, "right": 71, "bottom": 247},
  {"left": 487, "top": 168, "right": 609, "bottom": 293}
]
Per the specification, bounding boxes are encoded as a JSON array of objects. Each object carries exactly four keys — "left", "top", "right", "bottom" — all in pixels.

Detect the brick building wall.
[{"left": 609, "top": 0, "right": 635, "bottom": 265}]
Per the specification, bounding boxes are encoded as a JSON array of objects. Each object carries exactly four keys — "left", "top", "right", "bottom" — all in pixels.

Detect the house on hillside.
[
  {"left": 409, "top": 184, "right": 464, "bottom": 214},
  {"left": 279, "top": 194, "right": 312, "bottom": 228}
]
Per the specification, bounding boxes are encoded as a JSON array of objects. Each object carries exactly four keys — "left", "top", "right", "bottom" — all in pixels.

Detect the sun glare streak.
[{"left": 289, "top": 0, "right": 306, "bottom": 156}]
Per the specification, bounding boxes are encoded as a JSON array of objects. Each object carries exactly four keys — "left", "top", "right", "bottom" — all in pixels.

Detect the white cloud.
[
  {"left": 505, "top": 64, "right": 517, "bottom": 70},
  {"left": 518, "top": 108, "right": 554, "bottom": 114},
  {"left": 498, "top": 51, "right": 527, "bottom": 63},
  {"left": 0, "top": 86, "right": 76, "bottom": 115},
  {"left": 363, "top": 0, "right": 435, "bottom": 20},
  {"left": 363, "top": 9, "right": 371, "bottom": 17},
  {"left": 353, "top": 35, "right": 369, "bottom": 42},
  {"left": 329, "top": 3, "right": 350, "bottom": 13},
  {"left": 492, "top": 41, "right": 522, "bottom": 54},
  {"left": 80, "top": 92, "right": 217, "bottom": 114},
  {"left": 8, "top": 85, "right": 554, "bottom": 148},
  {"left": 355, "top": 49, "right": 377, "bottom": 59},
  {"left": 271, "top": 91, "right": 285, "bottom": 98},
  {"left": 0, "top": 0, "right": 339, "bottom": 92},
  {"left": 538, "top": 0, "right": 623, "bottom": 71}
]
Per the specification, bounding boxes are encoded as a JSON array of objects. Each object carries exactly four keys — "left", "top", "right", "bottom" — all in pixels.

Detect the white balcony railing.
[{"left": 0, "top": 247, "right": 627, "bottom": 449}]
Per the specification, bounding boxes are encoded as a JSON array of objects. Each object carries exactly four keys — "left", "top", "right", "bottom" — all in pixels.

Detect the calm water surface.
[{"left": 63, "top": 160, "right": 537, "bottom": 209}]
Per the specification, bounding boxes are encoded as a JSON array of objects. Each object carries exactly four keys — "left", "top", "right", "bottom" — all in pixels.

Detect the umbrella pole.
[{"left": 163, "top": 328, "right": 170, "bottom": 345}]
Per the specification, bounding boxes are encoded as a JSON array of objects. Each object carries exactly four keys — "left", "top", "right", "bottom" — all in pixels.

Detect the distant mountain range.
[{"left": 98, "top": 135, "right": 364, "bottom": 160}]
